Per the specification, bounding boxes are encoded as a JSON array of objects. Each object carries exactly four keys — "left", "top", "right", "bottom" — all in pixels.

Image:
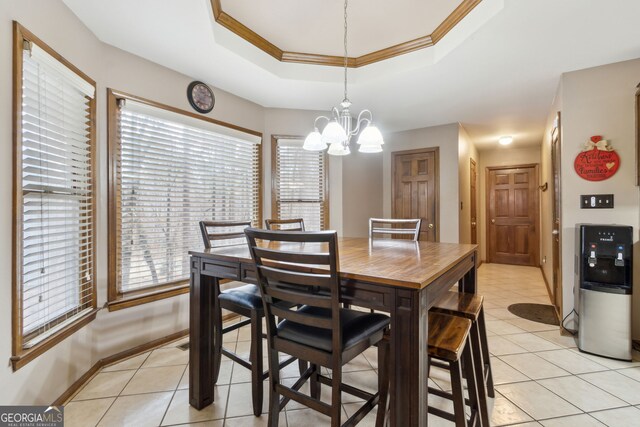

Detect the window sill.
[
  {"left": 106, "top": 284, "right": 190, "bottom": 312},
  {"left": 11, "top": 308, "right": 99, "bottom": 371}
]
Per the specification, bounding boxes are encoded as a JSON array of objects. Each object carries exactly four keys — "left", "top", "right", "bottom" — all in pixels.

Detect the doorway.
[
  {"left": 470, "top": 158, "right": 478, "bottom": 245},
  {"left": 551, "top": 113, "right": 562, "bottom": 315},
  {"left": 486, "top": 164, "right": 540, "bottom": 266},
  {"left": 391, "top": 147, "right": 439, "bottom": 242}
]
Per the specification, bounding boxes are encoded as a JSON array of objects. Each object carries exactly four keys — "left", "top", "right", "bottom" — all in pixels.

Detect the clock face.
[{"left": 187, "top": 81, "right": 215, "bottom": 113}]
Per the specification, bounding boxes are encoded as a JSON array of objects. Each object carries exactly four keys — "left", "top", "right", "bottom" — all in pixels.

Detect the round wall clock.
[{"left": 187, "top": 81, "right": 215, "bottom": 114}]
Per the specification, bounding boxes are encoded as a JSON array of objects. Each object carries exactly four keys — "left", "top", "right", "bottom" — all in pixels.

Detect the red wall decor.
[{"left": 574, "top": 135, "right": 620, "bottom": 181}]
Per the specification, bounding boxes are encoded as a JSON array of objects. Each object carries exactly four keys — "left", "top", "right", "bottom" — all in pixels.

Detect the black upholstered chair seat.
[
  {"left": 277, "top": 306, "right": 390, "bottom": 352},
  {"left": 219, "top": 284, "right": 263, "bottom": 310}
]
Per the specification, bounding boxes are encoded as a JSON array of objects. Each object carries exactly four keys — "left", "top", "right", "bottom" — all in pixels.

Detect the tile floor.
[{"left": 64, "top": 263, "right": 640, "bottom": 426}]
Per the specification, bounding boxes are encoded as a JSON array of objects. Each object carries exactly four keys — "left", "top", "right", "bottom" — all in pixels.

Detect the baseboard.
[
  {"left": 53, "top": 328, "right": 189, "bottom": 406},
  {"left": 478, "top": 260, "right": 484, "bottom": 268},
  {"left": 539, "top": 267, "right": 561, "bottom": 320}
]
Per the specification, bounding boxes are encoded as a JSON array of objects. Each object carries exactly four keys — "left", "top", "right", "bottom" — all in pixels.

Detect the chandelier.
[{"left": 303, "top": 0, "right": 384, "bottom": 155}]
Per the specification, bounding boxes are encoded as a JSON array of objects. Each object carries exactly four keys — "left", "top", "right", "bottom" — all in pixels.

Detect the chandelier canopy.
[{"left": 303, "top": 0, "right": 384, "bottom": 155}]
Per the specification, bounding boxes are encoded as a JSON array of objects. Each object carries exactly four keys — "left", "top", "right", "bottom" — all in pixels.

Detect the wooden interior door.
[
  {"left": 487, "top": 164, "right": 539, "bottom": 266},
  {"left": 470, "top": 158, "right": 478, "bottom": 244},
  {"left": 551, "top": 113, "right": 562, "bottom": 314},
  {"left": 392, "top": 148, "right": 439, "bottom": 241}
]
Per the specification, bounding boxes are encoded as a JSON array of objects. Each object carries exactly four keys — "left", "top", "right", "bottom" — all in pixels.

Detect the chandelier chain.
[{"left": 343, "top": 0, "right": 348, "bottom": 102}]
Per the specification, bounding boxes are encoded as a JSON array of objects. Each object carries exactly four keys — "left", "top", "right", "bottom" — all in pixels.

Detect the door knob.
[
  {"left": 428, "top": 224, "right": 434, "bottom": 229},
  {"left": 471, "top": 222, "right": 477, "bottom": 227},
  {"left": 491, "top": 219, "right": 495, "bottom": 224},
  {"left": 552, "top": 229, "right": 559, "bottom": 235}
]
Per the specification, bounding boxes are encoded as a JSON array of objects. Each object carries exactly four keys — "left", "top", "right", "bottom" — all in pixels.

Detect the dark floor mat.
[{"left": 507, "top": 303, "right": 559, "bottom": 325}]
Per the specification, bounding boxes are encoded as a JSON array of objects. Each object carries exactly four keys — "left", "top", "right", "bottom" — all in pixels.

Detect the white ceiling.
[
  {"left": 62, "top": 0, "right": 640, "bottom": 150},
  {"left": 221, "top": 0, "right": 461, "bottom": 57}
]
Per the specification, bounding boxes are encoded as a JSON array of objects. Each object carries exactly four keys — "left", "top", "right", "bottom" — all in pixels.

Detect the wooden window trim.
[
  {"left": 270, "top": 135, "right": 330, "bottom": 230},
  {"left": 12, "top": 22, "right": 98, "bottom": 370},
  {"left": 107, "top": 89, "right": 263, "bottom": 311}
]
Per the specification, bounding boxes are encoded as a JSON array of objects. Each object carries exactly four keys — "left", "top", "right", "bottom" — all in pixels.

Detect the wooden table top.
[{"left": 190, "top": 237, "right": 477, "bottom": 290}]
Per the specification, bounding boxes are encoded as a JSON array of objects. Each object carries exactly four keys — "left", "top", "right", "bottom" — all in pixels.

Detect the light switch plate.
[{"left": 580, "top": 194, "right": 614, "bottom": 209}]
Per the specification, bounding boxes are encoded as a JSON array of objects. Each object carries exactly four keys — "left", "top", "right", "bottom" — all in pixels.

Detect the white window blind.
[
  {"left": 19, "top": 41, "right": 96, "bottom": 347},
  {"left": 114, "top": 99, "right": 261, "bottom": 293},
  {"left": 275, "top": 139, "right": 327, "bottom": 231}
]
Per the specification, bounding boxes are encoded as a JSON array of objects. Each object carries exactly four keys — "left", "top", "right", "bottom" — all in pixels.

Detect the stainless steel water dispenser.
[{"left": 574, "top": 224, "right": 633, "bottom": 361}]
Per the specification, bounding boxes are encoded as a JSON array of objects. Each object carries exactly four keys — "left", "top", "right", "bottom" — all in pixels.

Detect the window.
[
  {"left": 12, "top": 23, "right": 97, "bottom": 370},
  {"left": 107, "top": 90, "right": 262, "bottom": 309},
  {"left": 272, "top": 136, "right": 328, "bottom": 231}
]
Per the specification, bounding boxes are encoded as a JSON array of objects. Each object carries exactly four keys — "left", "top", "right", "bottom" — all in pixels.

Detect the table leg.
[
  {"left": 460, "top": 251, "right": 478, "bottom": 294},
  {"left": 390, "top": 287, "right": 428, "bottom": 426},
  {"left": 189, "top": 258, "right": 215, "bottom": 409}
]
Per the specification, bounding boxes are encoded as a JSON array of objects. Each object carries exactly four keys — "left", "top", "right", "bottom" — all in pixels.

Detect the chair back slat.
[
  {"left": 265, "top": 286, "right": 332, "bottom": 309},
  {"left": 265, "top": 218, "right": 305, "bottom": 231},
  {"left": 271, "top": 305, "right": 333, "bottom": 330},
  {"left": 199, "top": 220, "right": 252, "bottom": 249},
  {"left": 253, "top": 247, "right": 330, "bottom": 265},
  {"left": 259, "top": 265, "right": 333, "bottom": 289},
  {"left": 369, "top": 218, "right": 422, "bottom": 241},
  {"left": 245, "top": 228, "right": 341, "bottom": 356}
]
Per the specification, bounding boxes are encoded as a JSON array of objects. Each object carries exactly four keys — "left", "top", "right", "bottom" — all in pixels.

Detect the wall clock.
[{"left": 187, "top": 81, "right": 215, "bottom": 114}]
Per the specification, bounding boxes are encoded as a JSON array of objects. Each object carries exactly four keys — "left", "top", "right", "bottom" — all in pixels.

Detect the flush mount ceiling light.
[
  {"left": 303, "top": 0, "right": 383, "bottom": 155},
  {"left": 499, "top": 136, "right": 513, "bottom": 145}
]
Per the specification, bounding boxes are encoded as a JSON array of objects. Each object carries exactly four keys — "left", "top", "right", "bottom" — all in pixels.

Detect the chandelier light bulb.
[
  {"left": 357, "top": 125, "right": 384, "bottom": 146},
  {"left": 303, "top": 129, "right": 327, "bottom": 151},
  {"left": 321, "top": 121, "right": 348, "bottom": 145},
  {"left": 327, "top": 142, "right": 350, "bottom": 156},
  {"left": 358, "top": 144, "right": 383, "bottom": 153}
]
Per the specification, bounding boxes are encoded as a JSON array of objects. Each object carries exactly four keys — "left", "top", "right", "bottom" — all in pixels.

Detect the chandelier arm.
[
  {"left": 350, "top": 110, "right": 373, "bottom": 136},
  {"left": 313, "top": 115, "right": 331, "bottom": 129}
]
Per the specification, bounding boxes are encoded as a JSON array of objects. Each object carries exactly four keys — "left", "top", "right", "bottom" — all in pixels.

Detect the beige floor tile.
[
  {"left": 343, "top": 354, "right": 373, "bottom": 372},
  {"left": 64, "top": 397, "right": 114, "bottom": 427},
  {"left": 97, "top": 392, "right": 173, "bottom": 427},
  {"left": 571, "top": 349, "right": 640, "bottom": 369},
  {"left": 500, "top": 353, "right": 570, "bottom": 380},
  {"left": 142, "top": 347, "right": 189, "bottom": 368},
  {"left": 103, "top": 352, "right": 150, "bottom": 372},
  {"left": 536, "top": 349, "right": 608, "bottom": 374},
  {"left": 538, "top": 376, "right": 627, "bottom": 412},
  {"left": 121, "top": 365, "right": 185, "bottom": 395},
  {"left": 506, "top": 318, "right": 558, "bottom": 333},
  {"left": 618, "top": 366, "right": 640, "bottom": 382},
  {"left": 485, "top": 307, "right": 520, "bottom": 320},
  {"left": 286, "top": 407, "right": 348, "bottom": 427},
  {"left": 169, "top": 421, "right": 224, "bottom": 427},
  {"left": 533, "top": 331, "right": 577, "bottom": 349},
  {"left": 223, "top": 414, "right": 285, "bottom": 427},
  {"left": 540, "top": 414, "right": 605, "bottom": 427},
  {"left": 161, "top": 388, "right": 228, "bottom": 426},
  {"left": 163, "top": 336, "right": 189, "bottom": 349},
  {"left": 362, "top": 346, "right": 378, "bottom": 369},
  {"left": 491, "top": 358, "right": 530, "bottom": 384},
  {"left": 488, "top": 336, "right": 529, "bottom": 356},
  {"left": 496, "top": 381, "right": 581, "bottom": 420},
  {"left": 226, "top": 381, "right": 270, "bottom": 418},
  {"left": 73, "top": 370, "right": 136, "bottom": 401},
  {"left": 503, "top": 333, "right": 562, "bottom": 352},
  {"left": 486, "top": 320, "right": 527, "bottom": 335},
  {"left": 341, "top": 370, "right": 380, "bottom": 403},
  {"left": 490, "top": 393, "right": 533, "bottom": 426},
  {"left": 579, "top": 371, "right": 640, "bottom": 405},
  {"left": 590, "top": 406, "right": 640, "bottom": 427}
]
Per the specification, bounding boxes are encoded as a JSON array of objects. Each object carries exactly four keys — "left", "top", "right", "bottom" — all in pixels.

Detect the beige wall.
[
  {"left": 341, "top": 150, "right": 384, "bottom": 237},
  {"left": 458, "top": 125, "right": 480, "bottom": 244},
  {"left": 558, "top": 59, "right": 640, "bottom": 339},
  {"left": 383, "top": 123, "right": 461, "bottom": 243},
  {"left": 478, "top": 146, "right": 542, "bottom": 262}
]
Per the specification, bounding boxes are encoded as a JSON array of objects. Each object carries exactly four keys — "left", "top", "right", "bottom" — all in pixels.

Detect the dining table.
[{"left": 188, "top": 236, "right": 478, "bottom": 427}]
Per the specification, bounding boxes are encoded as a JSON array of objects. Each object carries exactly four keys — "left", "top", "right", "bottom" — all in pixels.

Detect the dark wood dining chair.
[
  {"left": 265, "top": 217, "right": 305, "bottom": 231},
  {"left": 369, "top": 218, "right": 421, "bottom": 241},
  {"left": 245, "top": 228, "right": 390, "bottom": 427},
  {"left": 199, "top": 220, "right": 296, "bottom": 417}
]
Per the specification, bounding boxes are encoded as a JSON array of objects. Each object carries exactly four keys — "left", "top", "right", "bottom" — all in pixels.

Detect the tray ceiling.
[{"left": 214, "top": 0, "right": 481, "bottom": 67}]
